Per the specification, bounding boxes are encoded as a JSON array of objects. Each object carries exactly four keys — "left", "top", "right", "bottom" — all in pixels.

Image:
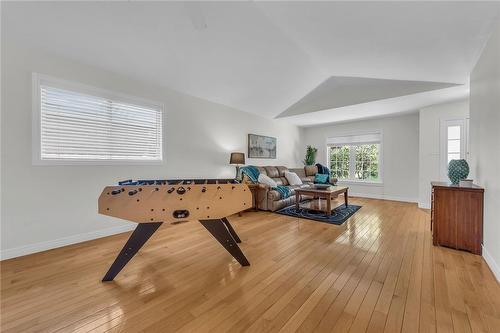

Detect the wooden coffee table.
[{"left": 295, "top": 185, "right": 349, "bottom": 216}]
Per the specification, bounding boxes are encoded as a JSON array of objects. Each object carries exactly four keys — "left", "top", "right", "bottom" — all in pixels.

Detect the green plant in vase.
[{"left": 303, "top": 145, "right": 318, "bottom": 166}]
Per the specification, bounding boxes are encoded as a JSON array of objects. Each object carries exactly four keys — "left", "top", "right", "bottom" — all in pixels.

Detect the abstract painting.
[{"left": 248, "top": 134, "right": 276, "bottom": 159}]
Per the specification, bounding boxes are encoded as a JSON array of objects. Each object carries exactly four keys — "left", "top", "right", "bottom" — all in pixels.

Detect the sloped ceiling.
[
  {"left": 281, "top": 84, "right": 470, "bottom": 127},
  {"left": 3, "top": 1, "right": 500, "bottom": 125},
  {"left": 277, "top": 77, "right": 460, "bottom": 118}
]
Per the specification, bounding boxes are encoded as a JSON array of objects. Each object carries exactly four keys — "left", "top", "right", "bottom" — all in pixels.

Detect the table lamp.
[{"left": 230, "top": 152, "right": 245, "bottom": 180}]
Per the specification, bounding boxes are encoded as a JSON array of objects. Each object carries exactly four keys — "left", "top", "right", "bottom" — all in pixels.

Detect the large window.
[
  {"left": 327, "top": 133, "right": 382, "bottom": 182},
  {"left": 33, "top": 74, "right": 163, "bottom": 164}
]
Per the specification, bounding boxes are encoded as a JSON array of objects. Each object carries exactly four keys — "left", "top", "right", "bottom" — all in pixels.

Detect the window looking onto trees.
[
  {"left": 329, "top": 146, "right": 350, "bottom": 179},
  {"left": 328, "top": 143, "right": 380, "bottom": 182}
]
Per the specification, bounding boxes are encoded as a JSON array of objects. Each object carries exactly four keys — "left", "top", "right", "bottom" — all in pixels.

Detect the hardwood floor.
[{"left": 1, "top": 198, "right": 499, "bottom": 332}]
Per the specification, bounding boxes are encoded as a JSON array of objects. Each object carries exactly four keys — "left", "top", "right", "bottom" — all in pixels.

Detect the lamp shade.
[{"left": 230, "top": 152, "right": 245, "bottom": 165}]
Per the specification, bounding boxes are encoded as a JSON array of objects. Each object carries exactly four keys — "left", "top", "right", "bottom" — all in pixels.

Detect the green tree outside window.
[{"left": 329, "top": 144, "right": 380, "bottom": 181}]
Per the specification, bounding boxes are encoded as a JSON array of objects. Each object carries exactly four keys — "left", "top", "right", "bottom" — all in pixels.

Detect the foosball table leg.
[
  {"left": 199, "top": 219, "right": 250, "bottom": 267},
  {"left": 221, "top": 217, "right": 241, "bottom": 243},
  {"left": 102, "top": 222, "right": 163, "bottom": 282}
]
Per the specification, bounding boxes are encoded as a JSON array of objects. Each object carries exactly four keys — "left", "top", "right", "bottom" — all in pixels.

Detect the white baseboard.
[
  {"left": 0, "top": 224, "right": 135, "bottom": 261},
  {"left": 418, "top": 202, "right": 431, "bottom": 209},
  {"left": 349, "top": 192, "right": 418, "bottom": 204},
  {"left": 482, "top": 245, "right": 500, "bottom": 283},
  {"left": 383, "top": 195, "right": 418, "bottom": 203}
]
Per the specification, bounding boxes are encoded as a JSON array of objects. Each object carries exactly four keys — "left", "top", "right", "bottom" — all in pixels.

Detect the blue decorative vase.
[{"left": 448, "top": 159, "right": 469, "bottom": 184}]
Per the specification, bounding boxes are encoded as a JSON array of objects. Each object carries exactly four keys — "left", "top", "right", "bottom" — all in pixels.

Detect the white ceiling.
[{"left": 3, "top": 1, "right": 500, "bottom": 125}]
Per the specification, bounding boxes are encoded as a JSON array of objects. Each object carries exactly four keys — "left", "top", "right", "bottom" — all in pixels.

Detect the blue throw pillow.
[{"left": 314, "top": 174, "right": 329, "bottom": 184}]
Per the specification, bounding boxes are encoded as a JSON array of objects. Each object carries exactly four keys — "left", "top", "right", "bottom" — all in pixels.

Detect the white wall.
[
  {"left": 0, "top": 43, "right": 302, "bottom": 259},
  {"left": 302, "top": 113, "right": 419, "bottom": 202},
  {"left": 469, "top": 20, "right": 500, "bottom": 281},
  {"left": 418, "top": 100, "right": 469, "bottom": 208}
]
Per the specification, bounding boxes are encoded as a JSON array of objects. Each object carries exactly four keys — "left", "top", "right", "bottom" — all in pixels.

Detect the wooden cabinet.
[{"left": 431, "top": 182, "right": 484, "bottom": 255}]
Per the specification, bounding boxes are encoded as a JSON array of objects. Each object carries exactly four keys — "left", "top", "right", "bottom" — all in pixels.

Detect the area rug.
[{"left": 276, "top": 200, "right": 361, "bottom": 225}]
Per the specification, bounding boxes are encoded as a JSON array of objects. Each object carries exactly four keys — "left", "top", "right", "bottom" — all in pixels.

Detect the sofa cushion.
[
  {"left": 267, "top": 184, "right": 310, "bottom": 200},
  {"left": 276, "top": 166, "right": 288, "bottom": 177},
  {"left": 305, "top": 165, "right": 318, "bottom": 176},
  {"left": 264, "top": 166, "right": 279, "bottom": 178},
  {"left": 273, "top": 177, "right": 290, "bottom": 186},
  {"left": 258, "top": 174, "right": 277, "bottom": 187},
  {"left": 268, "top": 187, "right": 295, "bottom": 200},
  {"left": 256, "top": 166, "right": 267, "bottom": 176},
  {"left": 284, "top": 171, "right": 303, "bottom": 185},
  {"left": 267, "top": 195, "right": 296, "bottom": 211},
  {"left": 301, "top": 176, "right": 315, "bottom": 183},
  {"left": 274, "top": 178, "right": 287, "bottom": 186},
  {"left": 267, "top": 189, "right": 282, "bottom": 200},
  {"left": 289, "top": 168, "right": 306, "bottom": 178}
]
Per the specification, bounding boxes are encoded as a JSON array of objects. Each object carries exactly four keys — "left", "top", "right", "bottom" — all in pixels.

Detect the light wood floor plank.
[{"left": 418, "top": 211, "right": 437, "bottom": 333}]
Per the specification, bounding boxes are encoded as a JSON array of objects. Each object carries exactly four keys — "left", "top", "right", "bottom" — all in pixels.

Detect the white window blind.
[
  {"left": 39, "top": 84, "right": 163, "bottom": 162},
  {"left": 326, "top": 133, "right": 381, "bottom": 146}
]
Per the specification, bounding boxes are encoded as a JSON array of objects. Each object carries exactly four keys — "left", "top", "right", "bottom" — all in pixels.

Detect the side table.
[
  {"left": 238, "top": 183, "right": 264, "bottom": 215},
  {"left": 246, "top": 183, "right": 264, "bottom": 211}
]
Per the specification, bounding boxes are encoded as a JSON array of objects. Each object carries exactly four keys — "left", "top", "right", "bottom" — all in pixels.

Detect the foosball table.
[{"left": 98, "top": 178, "right": 252, "bottom": 281}]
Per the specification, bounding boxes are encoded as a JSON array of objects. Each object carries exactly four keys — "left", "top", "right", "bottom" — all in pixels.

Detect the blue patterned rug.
[{"left": 276, "top": 200, "right": 361, "bottom": 225}]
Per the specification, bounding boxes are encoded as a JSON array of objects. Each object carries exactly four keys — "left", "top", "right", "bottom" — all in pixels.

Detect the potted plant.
[{"left": 303, "top": 145, "right": 318, "bottom": 166}]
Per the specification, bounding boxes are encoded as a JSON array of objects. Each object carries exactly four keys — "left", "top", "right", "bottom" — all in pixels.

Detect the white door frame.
[{"left": 440, "top": 118, "right": 466, "bottom": 181}]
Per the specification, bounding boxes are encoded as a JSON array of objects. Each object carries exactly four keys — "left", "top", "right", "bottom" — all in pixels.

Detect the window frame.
[
  {"left": 32, "top": 73, "right": 165, "bottom": 166},
  {"left": 440, "top": 118, "right": 467, "bottom": 180},
  {"left": 328, "top": 145, "right": 351, "bottom": 180},
  {"left": 326, "top": 131, "right": 383, "bottom": 185}
]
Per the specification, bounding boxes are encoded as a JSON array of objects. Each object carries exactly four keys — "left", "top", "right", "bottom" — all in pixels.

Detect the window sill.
[
  {"left": 336, "top": 179, "right": 384, "bottom": 187},
  {"left": 32, "top": 159, "right": 164, "bottom": 166}
]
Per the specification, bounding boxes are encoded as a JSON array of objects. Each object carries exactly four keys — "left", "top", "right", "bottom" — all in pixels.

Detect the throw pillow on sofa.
[
  {"left": 258, "top": 173, "right": 277, "bottom": 187},
  {"left": 314, "top": 173, "right": 329, "bottom": 184},
  {"left": 284, "top": 171, "right": 302, "bottom": 185}
]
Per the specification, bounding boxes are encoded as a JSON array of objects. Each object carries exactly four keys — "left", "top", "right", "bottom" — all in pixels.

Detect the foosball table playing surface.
[{"left": 98, "top": 178, "right": 252, "bottom": 281}]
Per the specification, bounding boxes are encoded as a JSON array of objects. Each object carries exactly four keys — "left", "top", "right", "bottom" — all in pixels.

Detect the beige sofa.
[{"left": 250, "top": 165, "right": 335, "bottom": 211}]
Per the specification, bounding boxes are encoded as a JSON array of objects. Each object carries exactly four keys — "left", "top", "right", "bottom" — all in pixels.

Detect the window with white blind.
[
  {"left": 32, "top": 74, "right": 163, "bottom": 165},
  {"left": 326, "top": 132, "right": 383, "bottom": 183}
]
